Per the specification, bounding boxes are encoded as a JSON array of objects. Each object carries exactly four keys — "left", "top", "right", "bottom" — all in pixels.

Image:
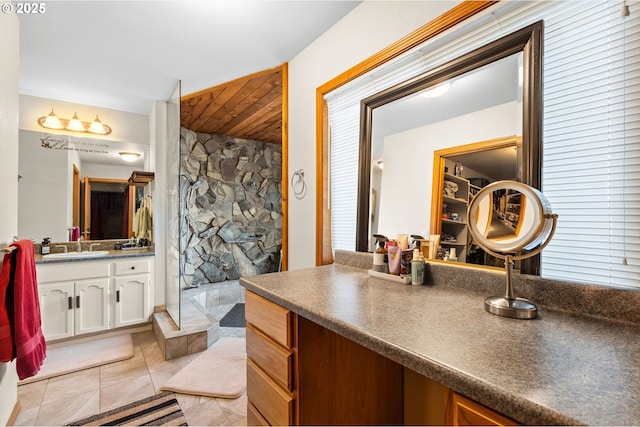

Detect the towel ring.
[{"left": 291, "top": 169, "right": 307, "bottom": 199}]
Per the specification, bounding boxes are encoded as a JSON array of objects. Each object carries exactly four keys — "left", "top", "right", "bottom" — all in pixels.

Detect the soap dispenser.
[
  {"left": 372, "top": 234, "right": 389, "bottom": 273},
  {"left": 41, "top": 238, "right": 51, "bottom": 255}
]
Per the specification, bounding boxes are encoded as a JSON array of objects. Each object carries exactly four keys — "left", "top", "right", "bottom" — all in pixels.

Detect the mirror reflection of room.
[
  {"left": 366, "top": 51, "right": 523, "bottom": 269},
  {"left": 435, "top": 140, "right": 520, "bottom": 267},
  {"left": 17, "top": 128, "right": 152, "bottom": 244}
]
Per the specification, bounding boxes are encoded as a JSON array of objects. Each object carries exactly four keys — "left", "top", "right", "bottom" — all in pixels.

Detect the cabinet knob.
[{"left": 131, "top": 266, "right": 135, "bottom": 270}]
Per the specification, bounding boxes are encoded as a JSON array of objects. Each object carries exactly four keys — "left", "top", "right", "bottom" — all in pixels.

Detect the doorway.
[
  {"left": 430, "top": 136, "right": 521, "bottom": 266},
  {"left": 83, "top": 177, "right": 135, "bottom": 240}
]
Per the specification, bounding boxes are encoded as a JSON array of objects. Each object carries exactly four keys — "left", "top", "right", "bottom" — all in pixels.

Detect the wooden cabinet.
[
  {"left": 245, "top": 290, "right": 295, "bottom": 426},
  {"left": 245, "top": 290, "right": 521, "bottom": 426},
  {"left": 245, "top": 290, "right": 403, "bottom": 426},
  {"left": 447, "top": 391, "right": 518, "bottom": 426},
  {"left": 37, "top": 257, "right": 153, "bottom": 341}
]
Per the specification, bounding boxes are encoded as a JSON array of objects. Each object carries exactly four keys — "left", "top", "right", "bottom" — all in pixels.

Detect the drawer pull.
[
  {"left": 68, "top": 296, "right": 73, "bottom": 310},
  {"left": 131, "top": 266, "right": 135, "bottom": 270},
  {"left": 76, "top": 295, "right": 80, "bottom": 309},
  {"left": 116, "top": 290, "right": 120, "bottom": 303}
]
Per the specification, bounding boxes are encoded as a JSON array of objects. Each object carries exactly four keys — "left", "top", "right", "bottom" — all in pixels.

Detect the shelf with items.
[
  {"left": 441, "top": 173, "right": 470, "bottom": 263},
  {"left": 495, "top": 189, "right": 522, "bottom": 231}
]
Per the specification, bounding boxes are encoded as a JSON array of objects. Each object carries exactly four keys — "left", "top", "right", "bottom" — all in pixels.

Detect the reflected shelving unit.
[{"left": 441, "top": 173, "right": 470, "bottom": 262}]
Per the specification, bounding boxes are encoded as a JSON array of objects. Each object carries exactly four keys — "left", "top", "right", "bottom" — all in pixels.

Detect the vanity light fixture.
[
  {"left": 40, "top": 109, "right": 64, "bottom": 129},
  {"left": 419, "top": 82, "right": 451, "bottom": 98},
  {"left": 66, "top": 112, "right": 85, "bottom": 132},
  {"left": 37, "top": 109, "right": 112, "bottom": 135},
  {"left": 119, "top": 152, "right": 141, "bottom": 162}
]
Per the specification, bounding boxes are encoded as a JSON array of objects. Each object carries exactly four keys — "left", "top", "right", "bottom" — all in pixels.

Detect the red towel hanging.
[{"left": 0, "top": 240, "right": 46, "bottom": 379}]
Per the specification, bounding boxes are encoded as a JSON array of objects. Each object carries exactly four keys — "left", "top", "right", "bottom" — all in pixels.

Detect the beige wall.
[
  {"left": 0, "top": 11, "right": 20, "bottom": 426},
  {"left": 286, "top": 1, "right": 461, "bottom": 269}
]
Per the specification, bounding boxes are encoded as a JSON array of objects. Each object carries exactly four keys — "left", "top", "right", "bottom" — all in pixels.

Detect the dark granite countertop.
[
  {"left": 240, "top": 263, "right": 640, "bottom": 426},
  {"left": 35, "top": 249, "right": 154, "bottom": 264}
]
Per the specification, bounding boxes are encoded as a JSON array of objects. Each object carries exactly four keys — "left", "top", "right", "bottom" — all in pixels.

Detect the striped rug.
[{"left": 66, "top": 392, "right": 187, "bottom": 426}]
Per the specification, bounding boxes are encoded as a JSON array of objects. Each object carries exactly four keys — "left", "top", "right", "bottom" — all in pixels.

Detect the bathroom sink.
[{"left": 43, "top": 250, "right": 110, "bottom": 260}]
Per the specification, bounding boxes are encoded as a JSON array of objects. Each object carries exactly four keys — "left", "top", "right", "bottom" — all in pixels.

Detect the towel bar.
[{"left": 2, "top": 246, "right": 17, "bottom": 253}]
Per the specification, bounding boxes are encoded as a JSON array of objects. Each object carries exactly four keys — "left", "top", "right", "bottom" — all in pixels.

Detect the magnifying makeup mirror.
[{"left": 467, "top": 181, "right": 558, "bottom": 319}]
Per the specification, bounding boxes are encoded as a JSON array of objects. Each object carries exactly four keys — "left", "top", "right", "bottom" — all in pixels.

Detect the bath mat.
[
  {"left": 19, "top": 334, "right": 134, "bottom": 385},
  {"left": 220, "top": 303, "right": 245, "bottom": 327},
  {"left": 66, "top": 391, "right": 186, "bottom": 426},
  {"left": 160, "top": 337, "right": 246, "bottom": 399}
]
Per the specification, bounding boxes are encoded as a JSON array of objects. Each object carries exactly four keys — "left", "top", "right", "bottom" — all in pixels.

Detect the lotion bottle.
[
  {"left": 411, "top": 249, "right": 425, "bottom": 285},
  {"left": 387, "top": 240, "right": 401, "bottom": 275}
]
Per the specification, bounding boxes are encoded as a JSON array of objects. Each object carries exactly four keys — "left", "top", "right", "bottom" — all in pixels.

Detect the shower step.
[{"left": 151, "top": 309, "right": 220, "bottom": 360}]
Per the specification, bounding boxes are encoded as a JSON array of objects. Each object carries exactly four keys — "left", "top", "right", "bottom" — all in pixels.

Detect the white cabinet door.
[
  {"left": 74, "top": 278, "right": 110, "bottom": 335},
  {"left": 113, "top": 274, "right": 149, "bottom": 328},
  {"left": 39, "top": 282, "right": 74, "bottom": 341}
]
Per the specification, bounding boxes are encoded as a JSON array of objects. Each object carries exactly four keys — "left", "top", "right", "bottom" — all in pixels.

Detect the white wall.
[
  {"left": 0, "top": 11, "right": 20, "bottom": 426},
  {"left": 377, "top": 102, "right": 520, "bottom": 238},
  {"left": 287, "top": 1, "right": 459, "bottom": 269},
  {"left": 18, "top": 130, "right": 70, "bottom": 242}
]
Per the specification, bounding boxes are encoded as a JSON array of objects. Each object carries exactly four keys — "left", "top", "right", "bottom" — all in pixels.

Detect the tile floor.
[{"left": 15, "top": 280, "right": 247, "bottom": 426}]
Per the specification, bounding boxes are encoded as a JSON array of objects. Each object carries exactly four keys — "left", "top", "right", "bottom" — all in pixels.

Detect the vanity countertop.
[
  {"left": 240, "top": 263, "right": 640, "bottom": 426},
  {"left": 35, "top": 248, "right": 154, "bottom": 264}
]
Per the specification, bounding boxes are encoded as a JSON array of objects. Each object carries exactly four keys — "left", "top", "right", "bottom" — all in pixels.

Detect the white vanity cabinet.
[
  {"left": 36, "top": 256, "right": 153, "bottom": 342},
  {"left": 113, "top": 259, "right": 151, "bottom": 328}
]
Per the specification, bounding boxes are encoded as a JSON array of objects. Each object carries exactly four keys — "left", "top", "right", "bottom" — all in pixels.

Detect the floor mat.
[
  {"left": 219, "top": 303, "right": 245, "bottom": 327},
  {"left": 66, "top": 391, "right": 186, "bottom": 426},
  {"left": 160, "top": 337, "right": 246, "bottom": 399},
  {"left": 19, "top": 334, "right": 134, "bottom": 385}
]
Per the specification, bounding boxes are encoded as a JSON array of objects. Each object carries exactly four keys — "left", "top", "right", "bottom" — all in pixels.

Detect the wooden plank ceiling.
[{"left": 181, "top": 67, "right": 283, "bottom": 145}]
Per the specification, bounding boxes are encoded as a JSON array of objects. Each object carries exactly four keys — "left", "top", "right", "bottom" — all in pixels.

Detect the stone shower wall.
[{"left": 180, "top": 127, "right": 282, "bottom": 288}]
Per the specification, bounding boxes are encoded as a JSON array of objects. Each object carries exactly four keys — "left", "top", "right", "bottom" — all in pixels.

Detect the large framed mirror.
[
  {"left": 17, "top": 129, "right": 149, "bottom": 243},
  {"left": 356, "top": 21, "right": 542, "bottom": 274}
]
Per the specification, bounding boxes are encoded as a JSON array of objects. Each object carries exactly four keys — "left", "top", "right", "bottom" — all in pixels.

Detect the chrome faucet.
[{"left": 76, "top": 236, "right": 83, "bottom": 253}]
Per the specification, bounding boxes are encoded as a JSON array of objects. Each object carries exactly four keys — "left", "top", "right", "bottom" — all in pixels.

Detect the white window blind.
[
  {"left": 327, "top": 1, "right": 640, "bottom": 289},
  {"left": 541, "top": 1, "right": 640, "bottom": 289}
]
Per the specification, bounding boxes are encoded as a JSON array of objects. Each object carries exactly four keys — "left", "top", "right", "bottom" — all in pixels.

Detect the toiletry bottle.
[
  {"left": 387, "top": 240, "right": 401, "bottom": 275},
  {"left": 41, "top": 238, "right": 51, "bottom": 255},
  {"left": 372, "top": 235, "right": 388, "bottom": 272},
  {"left": 411, "top": 249, "right": 425, "bottom": 285},
  {"left": 449, "top": 247, "right": 458, "bottom": 262},
  {"left": 454, "top": 161, "right": 463, "bottom": 177}
]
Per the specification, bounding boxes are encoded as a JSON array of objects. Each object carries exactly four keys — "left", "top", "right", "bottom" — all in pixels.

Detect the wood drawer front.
[
  {"left": 245, "top": 290, "right": 291, "bottom": 349},
  {"left": 247, "top": 402, "right": 270, "bottom": 426},
  {"left": 114, "top": 259, "right": 150, "bottom": 276},
  {"left": 246, "top": 323, "right": 293, "bottom": 391},
  {"left": 450, "top": 392, "right": 518, "bottom": 426},
  {"left": 247, "top": 358, "right": 293, "bottom": 426}
]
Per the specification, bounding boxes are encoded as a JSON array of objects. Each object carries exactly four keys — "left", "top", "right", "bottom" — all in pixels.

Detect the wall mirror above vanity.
[
  {"left": 17, "top": 129, "right": 151, "bottom": 243},
  {"left": 356, "top": 23, "right": 542, "bottom": 274}
]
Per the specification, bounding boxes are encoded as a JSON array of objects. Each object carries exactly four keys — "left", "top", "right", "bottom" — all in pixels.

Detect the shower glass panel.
[{"left": 166, "top": 81, "right": 181, "bottom": 328}]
